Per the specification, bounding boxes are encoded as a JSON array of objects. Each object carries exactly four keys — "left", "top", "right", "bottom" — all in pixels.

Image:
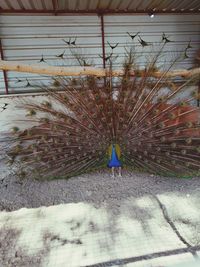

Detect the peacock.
[{"left": 6, "top": 38, "right": 200, "bottom": 179}]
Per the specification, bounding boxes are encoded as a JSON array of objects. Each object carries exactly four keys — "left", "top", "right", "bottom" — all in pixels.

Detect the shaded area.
[
  {"left": 152, "top": 195, "right": 198, "bottom": 258},
  {"left": 0, "top": 227, "right": 50, "bottom": 267},
  {"left": 0, "top": 190, "right": 200, "bottom": 266}
]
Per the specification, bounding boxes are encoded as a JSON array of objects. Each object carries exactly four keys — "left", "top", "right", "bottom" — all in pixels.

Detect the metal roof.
[{"left": 0, "top": 0, "right": 200, "bottom": 14}]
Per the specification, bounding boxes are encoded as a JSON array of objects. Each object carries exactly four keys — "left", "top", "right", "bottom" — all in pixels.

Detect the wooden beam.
[{"left": 0, "top": 59, "right": 199, "bottom": 78}]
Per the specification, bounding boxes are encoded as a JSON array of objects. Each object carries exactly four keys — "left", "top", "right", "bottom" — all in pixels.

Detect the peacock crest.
[{"left": 6, "top": 37, "right": 200, "bottom": 179}]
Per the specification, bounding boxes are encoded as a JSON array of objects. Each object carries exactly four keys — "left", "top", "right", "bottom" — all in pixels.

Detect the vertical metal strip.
[
  {"left": 100, "top": 14, "right": 106, "bottom": 69},
  {"left": 0, "top": 39, "right": 9, "bottom": 94},
  {"left": 52, "top": 0, "right": 57, "bottom": 15}
]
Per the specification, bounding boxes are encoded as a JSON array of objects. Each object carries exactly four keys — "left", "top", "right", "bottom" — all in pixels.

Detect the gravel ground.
[{"left": 0, "top": 154, "right": 200, "bottom": 212}]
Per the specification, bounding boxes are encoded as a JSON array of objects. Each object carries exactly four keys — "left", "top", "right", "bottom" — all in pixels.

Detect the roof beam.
[{"left": 0, "top": 9, "right": 199, "bottom": 15}]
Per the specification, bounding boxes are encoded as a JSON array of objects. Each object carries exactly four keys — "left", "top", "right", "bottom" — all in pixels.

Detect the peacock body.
[{"left": 7, "top": 40, "right": 200, "bottom": 179}]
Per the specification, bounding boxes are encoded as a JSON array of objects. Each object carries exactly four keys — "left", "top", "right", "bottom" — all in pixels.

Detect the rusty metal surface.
[
  {"left": 0, "top": 39, "right": 9, "bottom": 94},
  {"left": 0, "top": 0, "right": 200, "bottom": 14}
]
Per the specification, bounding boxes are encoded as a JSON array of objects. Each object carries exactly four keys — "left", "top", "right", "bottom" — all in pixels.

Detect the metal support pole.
[
  {"left": 52, "top": 0, "right": 58, "bottom": 16},
  {"left": 100, "top": 14, "right": 106, "bottom": 69},
  {"left": 0, "top": 39, "right": 9, "bottom": 94}
]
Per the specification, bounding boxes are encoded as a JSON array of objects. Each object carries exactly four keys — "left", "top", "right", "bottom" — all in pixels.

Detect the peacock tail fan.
[{"left": 7, "top": 40, "right": 200, "bottom": 179}]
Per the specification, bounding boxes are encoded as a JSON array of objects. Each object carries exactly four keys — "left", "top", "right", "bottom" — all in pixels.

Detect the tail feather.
[{"left": 6, "top": 40, "right": 200, "bottom": 178}]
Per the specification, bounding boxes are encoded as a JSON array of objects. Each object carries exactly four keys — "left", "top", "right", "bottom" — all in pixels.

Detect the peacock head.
[{"left": 111, "top": 139, "right": 117, "bottom": 146}]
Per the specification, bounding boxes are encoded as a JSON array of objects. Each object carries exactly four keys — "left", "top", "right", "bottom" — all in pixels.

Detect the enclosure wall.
[{"left": 0, "top": 14, "right": 199, "bottom": 94}]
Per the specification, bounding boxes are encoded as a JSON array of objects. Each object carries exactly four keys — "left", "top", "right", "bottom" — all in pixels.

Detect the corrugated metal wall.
[
  {"left": 104, "top": 15, "right": 200, "bottom": 69},
  {"left": 0, "top": 15, "right": 102, "bottom": 94},
  {"left": 0, "top": 14, "right": 199, "bottom": 94}
]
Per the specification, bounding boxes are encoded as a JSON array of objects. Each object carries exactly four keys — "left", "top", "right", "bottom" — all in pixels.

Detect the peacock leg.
[
  {"left": 111, "top": 167, "right": 115, "bottom": 177},
  {"left": 118, "top": 167, "right": 122, "bottom": 177}
]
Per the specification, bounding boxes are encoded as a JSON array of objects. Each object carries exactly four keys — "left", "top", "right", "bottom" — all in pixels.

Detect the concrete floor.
[{"left": 0, "top": 165, "right": 200, "bottom": 267}]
